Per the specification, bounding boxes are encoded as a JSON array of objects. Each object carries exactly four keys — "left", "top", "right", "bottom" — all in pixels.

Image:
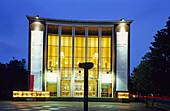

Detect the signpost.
[{"left": 79, "top": 62, "right": 93, "bottom": 111}]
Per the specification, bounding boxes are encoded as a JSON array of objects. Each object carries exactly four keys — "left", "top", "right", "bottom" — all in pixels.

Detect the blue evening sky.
[{"left": 0, "top": 0, "right": 170, "bottom": 72}]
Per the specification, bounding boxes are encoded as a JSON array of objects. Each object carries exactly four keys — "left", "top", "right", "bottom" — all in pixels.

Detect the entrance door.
[
  {"left": 101, "top": 83, "right": 112, "bottom": 97},
  {"left": 88, "top": 81, "right": 97, "bottom": 97},
  {"left": 75, "top": 81, "right": 84, "bottom": 97},
  {"left": 61, "top": 80, "right": 71, "bottom": 96},
  {"left": 46, "top": 82, "right": 57, "bottom": 96}
]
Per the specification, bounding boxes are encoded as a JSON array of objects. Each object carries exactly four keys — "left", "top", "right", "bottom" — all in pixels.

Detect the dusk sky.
[{"left": 0, "top": 0, "right": 170, "bottom": 72}]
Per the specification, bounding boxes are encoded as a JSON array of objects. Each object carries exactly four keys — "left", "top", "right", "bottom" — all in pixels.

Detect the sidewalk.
[{"left": 0, "top": 101, "right": 165, "bottom": 111}]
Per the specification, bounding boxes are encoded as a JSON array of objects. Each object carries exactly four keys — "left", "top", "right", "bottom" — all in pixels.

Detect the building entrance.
[
  {"left": 61, "top": 80, "right": 71, "bottom": 96},
  {"left": 46, "top": 82, "right": 57, "bottom": 96},
  {"left": 88, "top": 81, "right": 97, "bottom": 97},
  {"left": 101, "top": 83, "right": 112, "bottom": 97},
  {"left": 74, "top": 81, "right": 84, "bottom": 97}
]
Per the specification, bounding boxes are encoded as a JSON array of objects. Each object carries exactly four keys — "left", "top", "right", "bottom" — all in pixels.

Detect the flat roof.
[{"left": 26, "top": 16, "right": 133, "bottom": 26}]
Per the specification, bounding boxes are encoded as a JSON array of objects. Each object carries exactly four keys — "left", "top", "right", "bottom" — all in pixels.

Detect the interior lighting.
[
  {"left": 13, "top": 91, "right": 50, "bottom": 98},
  {"left": 90, "top": 74, "right": 92, "bottom": 77},
  {"left": 61, "top": 52, "right": 65, "bottom": 58},
  {"left": 93, "top": 53, "right": 98, "bottom": 59}
]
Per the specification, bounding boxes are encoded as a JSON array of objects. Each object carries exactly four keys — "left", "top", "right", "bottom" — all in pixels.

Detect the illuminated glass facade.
[{"left": 27, "top": 16, "right": 133, "bottom": 98}]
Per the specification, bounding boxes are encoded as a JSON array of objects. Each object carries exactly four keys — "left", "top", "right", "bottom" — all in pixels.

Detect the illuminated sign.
[
  {"left": 118, "top": 92, "right": 129, "bottom": 99},
  {"left": 13, "top": 91, "right": 50, "bottom": 98}
]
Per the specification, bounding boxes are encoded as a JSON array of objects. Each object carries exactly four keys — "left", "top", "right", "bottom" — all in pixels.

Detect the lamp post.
[{"left": 79, "top": 62, "right": 93, "bottom": 111}]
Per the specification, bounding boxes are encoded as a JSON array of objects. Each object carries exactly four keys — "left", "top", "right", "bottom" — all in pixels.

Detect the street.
[{"left": 0, "top": 101, "right": 166, "bottom": 111}]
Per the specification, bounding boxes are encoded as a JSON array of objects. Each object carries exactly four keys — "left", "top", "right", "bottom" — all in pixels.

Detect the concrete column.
[
  {"left": 57, "top": 25, "right": 62, "bottom": 97},
  {"left": 71, "top": 26, "right": 75, "bottom": 97},
  {"left": 98, "top": 27, "right": 102, "bottom": 97},
  {"left": 85, "top": 27, "right": 88, "bottom": 62}
]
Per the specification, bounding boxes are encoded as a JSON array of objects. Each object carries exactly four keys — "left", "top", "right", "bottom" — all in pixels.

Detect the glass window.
[
  {"left": 61, "top": 80, "right": 71, "bottom": 96},
  {"left": 100, "top": 27, "right": 112, "bottom": 97},
  {"left": 61, "top": 26, "right": 72, "bottom": 78},
  {"left": 88, "top": 81, "right": 97, "bottom": 97},
  {"left": 88, "top": 27, "right": 99, "bottom": 79},
  {"left": 74, "top": 81, "right": 84, "bottom": 97},
  {"left": 101, "top": 83, "right": 112, "bottom": 97},
  {"left": 47, "top": 25, "right": 59, "bottom": 96},
  {"left": 46, "top": 82, "right": 57, "bottom": 96},
  {"left": 74, "top": 26, "right": 85, "bottom": 78},
  {"left": 101, "top": 27, "right": 112, "bottom": 73}
]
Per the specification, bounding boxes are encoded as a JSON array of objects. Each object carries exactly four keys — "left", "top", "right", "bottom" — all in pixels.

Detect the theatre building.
[{"left": 27, "top": 16, "right": 133, "bottom": 98}]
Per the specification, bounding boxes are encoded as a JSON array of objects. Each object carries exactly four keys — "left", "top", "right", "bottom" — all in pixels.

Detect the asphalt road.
[{"left": 0, "top": 101, "right": 166, "bottom": 111}]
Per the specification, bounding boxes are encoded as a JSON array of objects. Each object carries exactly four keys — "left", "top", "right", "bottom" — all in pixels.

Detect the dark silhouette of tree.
[
  {"left": 131, "top": 17, "right": 170, "bottom": 98},
  {"left": 0, "top": 58, "right": 29, "bottom": 100}
]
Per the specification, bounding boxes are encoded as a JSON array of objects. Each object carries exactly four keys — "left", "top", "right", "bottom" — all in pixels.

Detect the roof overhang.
[{"left": 26, "top": 15, "right": 133, "bottom": 26}]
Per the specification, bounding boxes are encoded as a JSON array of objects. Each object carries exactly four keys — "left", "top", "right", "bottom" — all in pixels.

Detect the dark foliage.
[
  {"left": 131, "top": 17, "right": 170, "bottom": 97},
  {"left": 0, "top": 58, "right": 29, "bottom": 100}
]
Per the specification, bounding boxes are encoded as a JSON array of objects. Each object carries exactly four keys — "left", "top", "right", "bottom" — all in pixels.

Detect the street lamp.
[{"left": 79, "top": 62, "right": 93, "bottom": 111}]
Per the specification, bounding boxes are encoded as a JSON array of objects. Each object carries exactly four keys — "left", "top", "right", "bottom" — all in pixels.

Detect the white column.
[
  {"left": 116, "top": 24, "right": 128, "bottom": 92},
  {"left": 44, "top": 24, "right": 48, "bottom": 91},
  {"left": 57, "top": 25, "right": 62, "bottom": 97},
  {"left": 71, "top": 26, "right": 75, "bottom": 97},
  {"left": 112, "top": 26, "right": 115, "bottom": 97},
  {"left": 30, "top": 30, "right": 44, "bottom": 91},
  {"left": 98, "top": 27, "right": 102, "bottom": 97}
]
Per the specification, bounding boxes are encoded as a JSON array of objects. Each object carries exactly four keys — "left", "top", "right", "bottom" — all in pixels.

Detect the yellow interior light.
[
  {"left": 13, "top": 91, "right": 50, "bottom": 98},
  {"left": 118, "top": 92, "right": 129, "bottom": 99}
]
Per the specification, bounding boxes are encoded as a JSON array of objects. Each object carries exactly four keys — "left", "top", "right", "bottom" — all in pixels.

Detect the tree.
[
  {"left": 0, "top": 58, "right": 29, "bottom": 100},
  {"left": 147, "top": 16, "right": 170, "bottom": 96},
  {"left": 131, "top": 58, "right": 155, "bottom": 94},
  {"left": 131, "top": 16, "right": 170, "bottom": 97},
  {"left": 7, "top": 58, "right": 29, "bottom": 91}
]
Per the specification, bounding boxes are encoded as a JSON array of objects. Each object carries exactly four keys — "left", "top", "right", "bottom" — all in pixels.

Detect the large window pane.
[
  {"left": 60, "top": 26, "right": 72, "bottom": 79},
  {"left": 88, "top": 27, "right": 98, "bottom": 79},
  {"left": 100, "top": 27, "right": 112, "bottom": 97},
  {"left": 61, "top": 80, "right": 71, "bottom": 96},
  {"left": 47, "top": 25, "right": 59, "bottom": 96},
  {"left": 74, "top": 26, "right": 85, "bottom": 79},
  {"left": 101, "top": 27, "right": 112, "bottom": 72}
]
